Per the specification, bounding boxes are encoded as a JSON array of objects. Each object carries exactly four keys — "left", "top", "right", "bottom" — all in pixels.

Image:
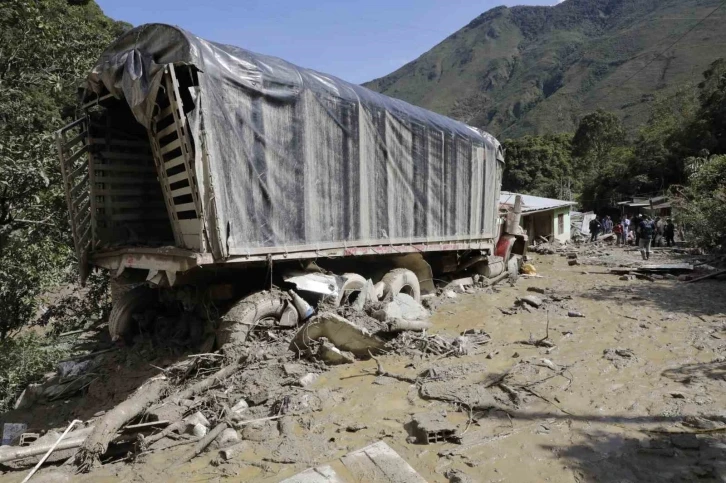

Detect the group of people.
[{"left": 588, "top": 214, "right": 676, "bottom": 260}]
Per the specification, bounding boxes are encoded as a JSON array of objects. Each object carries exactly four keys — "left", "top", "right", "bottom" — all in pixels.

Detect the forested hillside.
[
  {"left": 365, "top": 0, "right": 726, "bottom": 138},
  {"left": 0, "top": 0, "right": 128, "bottom": 409}
]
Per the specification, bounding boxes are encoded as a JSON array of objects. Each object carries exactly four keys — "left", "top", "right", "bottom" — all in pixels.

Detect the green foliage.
[
  {"left": 571, "top": 109, "right": 625, "bottom": 166},
  {"left": 672, "top": 156, "right": 726, "bottom": 249},
  {"left": 0, "top": 334, "right": 70, "bottom": 412},
  {"left": 502, "top": 134, "right": 574, "bottom": 198},
  {"left": 0, "top": 0, "right": 125, "bottom": 337}
]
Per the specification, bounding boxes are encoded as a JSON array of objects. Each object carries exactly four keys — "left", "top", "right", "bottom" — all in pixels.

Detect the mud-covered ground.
[{"left": 3, "top": 246, "right": 726, "bottom": 482}]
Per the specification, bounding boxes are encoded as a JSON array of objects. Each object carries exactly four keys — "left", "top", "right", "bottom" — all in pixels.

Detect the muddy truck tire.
[
  {"left": 216, "top": 292, "right": 298, "bottom": 348},
  {"left": 336, "top": 273, "right": 368, "bottom": 306},
  {"left": 381, "top": 269, "right": 421, "bottom": 302},
  {"left": 108, "top": 286, "right": 156, "bottom": 341}
]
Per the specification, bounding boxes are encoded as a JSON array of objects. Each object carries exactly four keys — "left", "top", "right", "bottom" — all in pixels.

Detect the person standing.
[
  {"left": 634, "top": 214, "right": 643, "bottom": 246},
  {"left": 613, "top": 221, "right": 623, "bottom": 247},
  {"left": 623, "top": 216, "right": 631, "bottom": 246},
  {"left": 654, "top": 216, "right": 664, "bottom": 247},
  {"left": 665, "top": 218, "right": 675, "bottom": 247},
  {"left": 639, "top": 215, "right": 655, "bottom": 260},
  {"left": 589, "top": 216, "right": 602, "bottom": 242}
]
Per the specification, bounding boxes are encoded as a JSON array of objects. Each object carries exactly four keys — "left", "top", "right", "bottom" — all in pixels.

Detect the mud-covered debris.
[
  {"left": 371, "top": 293, "right": 430, "bottom": 322},
  {"left": 568, "top": 259, "right": 580, "bottom": 266},
  {"left": 445, "top": 469, "right": 476, "bottom": 483},
  {"left": 283, "top": 363, "right": 306, "bottom": 377},
  {"left": 231, "top": 399, "right": 249, "bottom": 417},
  {"left": 346, "top": 423, "right": 367, "bottom": 433},
  {"left": 568, "top": 311, "right": 586, "bottom": 318},
  {"left": 411, "top": 412, "right": 458, "bottom": 444},
  {"left": 527, "top": 286, "right": 546, "bottom": 294},
  {"left": 419, "top": 380, "right": 497, "bottom": 410},
  {"left": 184, "top": 411, "right": 210, "bottom": 430},
  {"left": 603, "top": 348, "right": 636, "bottom": 368},
  {"left": 290, "top": 312, "right": 385, "bottom": 357},
  {"left": 620, "top": 275, "right": 635, "bottom": 281},
  {"left": 216, "top": 428, "right": 241, "bottom": 448},
  {"left": 219, "top": 442, "right": 245, "bottom": 461},
  {"left": 298, "top": 373, "right": 319, "bottom": 387},
  {"left": 519, "top": 295, "right": 543, "bottom": 308},
  {"left": 445, "top": 277, "right": 475, "bottom": 291},
  {"left": 444, "top": 290, "right": 457, "bottom": 299},
  {"left": 317, "top": 340, "right": 355, "bottom": 365}
]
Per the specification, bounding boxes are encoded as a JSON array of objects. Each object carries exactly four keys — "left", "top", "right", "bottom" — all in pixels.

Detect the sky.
[{"left": 96, "top": 0, "right": 559, "bottom": 84}]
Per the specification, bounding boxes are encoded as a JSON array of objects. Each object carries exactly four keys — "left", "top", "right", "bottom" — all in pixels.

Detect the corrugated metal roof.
[{"left": 500, "top": 192, "right": 577, "bottom": 214}]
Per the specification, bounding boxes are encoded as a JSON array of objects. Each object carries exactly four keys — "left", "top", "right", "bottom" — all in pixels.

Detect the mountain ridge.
[{"left": 363, "top": 0, "right": 726, "bottom": 138}]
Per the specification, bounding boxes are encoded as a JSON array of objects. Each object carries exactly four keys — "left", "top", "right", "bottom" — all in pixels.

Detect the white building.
[{"left": 500, "top": 192, "right": 577, "bottom": 243}]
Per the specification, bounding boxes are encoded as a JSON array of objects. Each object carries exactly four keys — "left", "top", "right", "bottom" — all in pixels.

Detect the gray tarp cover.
[{"left": 86, "top": 24, "right": 504, "bottom": 258}]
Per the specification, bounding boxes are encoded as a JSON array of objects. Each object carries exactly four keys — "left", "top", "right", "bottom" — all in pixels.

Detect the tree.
[
  {"left": 571, "top": 109, "right": 625, "bottom": 173},
  {"left": 502, "top": 134, "right": 575, "bottom": 199},
  {"left": 0, "top": 0, "right": 128, "bottom": 337}
]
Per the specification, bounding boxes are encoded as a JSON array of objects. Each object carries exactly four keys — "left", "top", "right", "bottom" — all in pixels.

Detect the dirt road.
[{"left": 3, "top": 247, "right": 726, "bottom": 482}]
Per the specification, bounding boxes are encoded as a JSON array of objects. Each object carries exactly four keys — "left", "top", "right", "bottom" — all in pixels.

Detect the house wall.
[{"left": 521, "top": 206, "right": 571, "bottom": 243}]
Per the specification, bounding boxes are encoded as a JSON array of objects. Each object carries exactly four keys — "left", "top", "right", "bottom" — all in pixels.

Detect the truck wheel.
[
  {"left": 336, "top": 273, "right": 367, "bottom": 306},
  {"left": 381, "top": 269, "right": 420, "bottom": 302},
  {"left": 108, "top": 286, "right": 156, "bottom": 342},
  {"left": 216, "top": 292, "right": 298, "bottom": 348}
]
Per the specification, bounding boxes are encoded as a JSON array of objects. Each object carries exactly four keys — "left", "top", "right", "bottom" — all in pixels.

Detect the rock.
[
  {"left": 444, "top": 290, "right": 457, "bottom": 299},
  {"left": 14, "top": 384, "right": 43, "bottom": 410},
  {"left": 283, "top": 363, "right": 306, "bottom": 377},
  {"left": 290, "top": 312, "right": 385, "bottom": 357},
  {"left": 346, "top": 423, "right": 367, "bottom": 433},
  {"left": 512, "top": 352, "right": 520, "bottom": 358},
  {"left": 671, "top": 433, "right": 700, "bottom": 450},
  {"left": 527, "top": 286, "right": 546, "bottom": 294},
  {"left": 371, "top": 293, "right": 430, "bottom": 322},
  {"left": 445, "top": 469, "right": 476, "bottom": 483},
  {"left": 219, "top": 442, "right": 245, "bottom": 461},
  {"left": 190, "top": 423, "right": 208, "bottom": 438},
  {"left": 619, "top": 275, "right": 635, "bottom": 281},
  {"left": 445, "top": 277, "right": 475, "bottom": 290},
  {"left": 248, "top": 391, "right": 269, "bottom": 406},
  {"left": 519, "top": 295, "right": 543, "bottom": 308},
  {"left": 184, "top": 411, "right": 210, "bottom": 429},
  {"left": 567, "top": 253, "right": 578, "bottom": 260},
  {"left": 216, "top": 428, "right": 241, "bottom": 448},
  {"left": 231, "top": 399, "right": 249, "bottom": 416},
  {"left": 568, "top": 259, "right": 580, "bottom": 266},
  {"left": 299, "top": 373, "right": 319, "bottom": 387},
  {"left": 317, "top": 341, "right": 355, "bottom": 365},
  {"left": 568, "top": 311, "right": 586, "bottom": 318}
]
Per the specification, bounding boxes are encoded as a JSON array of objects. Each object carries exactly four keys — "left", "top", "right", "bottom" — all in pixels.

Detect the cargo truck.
[{"left": 56, "top": 24, "right": 525, "bottom": 345}]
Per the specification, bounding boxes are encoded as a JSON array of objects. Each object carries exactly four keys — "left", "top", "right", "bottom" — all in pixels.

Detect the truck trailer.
[{"left": 56, "top": 24, "right": 525, "bottom": 344}]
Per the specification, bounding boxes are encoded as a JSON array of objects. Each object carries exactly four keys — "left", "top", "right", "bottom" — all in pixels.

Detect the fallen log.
[
  {"left": 168, "top": 361, "right": 241, "bottom": 404},
  {"left": 686, "top": 269, "right": 726, "bottom": 284},
  {"left": 75, "top": 377, "right": 168, "bottom": 472}
]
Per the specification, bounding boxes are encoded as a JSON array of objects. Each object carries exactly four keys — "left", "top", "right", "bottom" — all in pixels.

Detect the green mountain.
[{"left": 364, "top": 0, "right": 726, "bottom": 138}]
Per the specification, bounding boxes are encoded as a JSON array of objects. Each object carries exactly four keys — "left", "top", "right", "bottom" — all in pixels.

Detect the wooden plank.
[
  {"left": 69, "top": 174, "right": 89, "bottom": 197},
  {"left": 171, "top": 186, "right": 192, "bottom": 198},
  {"left": 182, "top": 233, "right": 201, "bottom": 249},
  {"left": 178, "top": 219, "right": 200, "bottom": 235},
  {"left": 154, "top": 105, "right": 173, "bottom": 122},
  {"left": 71, "top": 190, "right": 89, "bottom": 212},
  {"left": 64, "top": 130, "right": 87, "bottom": 150},
  {"left": 65, "top": 144, "right": 88, "bottom": 165},
  {"left": 173, "top": 202, "right": 197, "bottom": 213},
  {"left": 341, "top": 442, "right": 426, "bottom": 483},
  {"left": 101, "top": 200, "right": 166, "bottom": 209},
  {"left": 164, "top": 155, "right": 185, "bottom": 170},
  {"left": 160, "top": 138, "right": 181, "bottom": 155},
  {"left": 68, "top": 161, "right": 88, "bottom": 181},
  {"left": 155, "top": 122, "right": 178, "bottom": 140},
  {"left": 686, "top": 269, "right": 726, "bottom": 284},
  {"left": 166, "top": 171, "right": 189, "bottom": 185}
]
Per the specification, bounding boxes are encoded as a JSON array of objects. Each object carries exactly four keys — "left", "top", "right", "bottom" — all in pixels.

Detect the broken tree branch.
[
  {"left": 21, "top": 419, "right": 80, "bottom": 483},
  {"left": 368, "top": 353, "right": 418, "bottom": 384},
  {"left": 174, "top": 422, "right": 227, "bottom": 467},
  {"left": 75, "top": 377, "right": 168, "bottom": 472}
]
